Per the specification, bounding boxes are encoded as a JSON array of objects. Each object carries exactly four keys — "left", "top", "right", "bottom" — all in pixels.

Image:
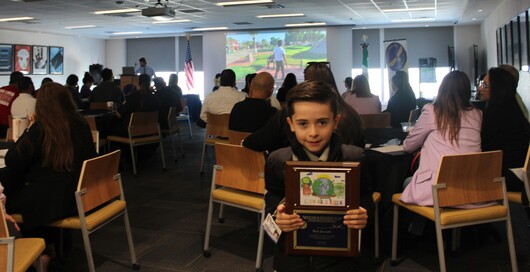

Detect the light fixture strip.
[
  {"left": 112, "top": 31, "right": 143, "bottom": 35},
  {"left": 390, "top": 18, "right": 435, "bottom": 22},
  {"left": 0, "top": 16, "right": 34, "bottom": 22},
  {"left": 285, "top": 22, "right": 326, "bottom": 27},
  {"left": 64, "top": 25, "right": 96, "bottom": 29},
  {"left": 257, "top": 13, "right": 304, "bottom": 18},
  {"left": 217, "top": 0, "right": 273, "bottom": 6},
  {"left": 153, "top": 19, "right": 191, "bottom": 24},
  {"left": 192, "top": 27, "right": 228, "bottom": 31},
  {"left": 94, "top": 8, "right": 139, "bottom": 15}
]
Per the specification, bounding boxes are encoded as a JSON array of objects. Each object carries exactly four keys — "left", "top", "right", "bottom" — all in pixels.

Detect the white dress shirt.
[{"left": 200, "top": 86, "right": 247, "bottom": 123}]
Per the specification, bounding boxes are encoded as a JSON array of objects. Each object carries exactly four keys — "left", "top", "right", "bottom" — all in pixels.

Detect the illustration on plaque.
[{"left": 299, "top": 171, "right": 346, "bottom": 207}]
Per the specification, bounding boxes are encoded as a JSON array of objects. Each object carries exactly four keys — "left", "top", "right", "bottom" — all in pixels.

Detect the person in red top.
[{"left": 0, "top": 71, "right": 23, "bottom": 137}]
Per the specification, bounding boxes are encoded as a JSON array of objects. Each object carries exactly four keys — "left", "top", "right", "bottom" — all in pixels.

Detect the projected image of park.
[{"left": 226, "top": 29, "right": 327, "bottom": 81}]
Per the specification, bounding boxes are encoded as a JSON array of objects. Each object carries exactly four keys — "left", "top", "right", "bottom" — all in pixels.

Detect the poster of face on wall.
[
  {"left": 49, "top": 46, "right": 64, "bottom": 75},
  {"left": 0, "top": 44, "right": 14, "bottom": 75},
  {"left": 32, "top": 45, "right": 48, "bottom": 75},
  {"left": 14, "top": 45, "right": 32, "bottom": 75}
]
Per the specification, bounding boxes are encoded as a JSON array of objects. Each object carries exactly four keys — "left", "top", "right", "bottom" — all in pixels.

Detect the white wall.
[
  {"left": 203, "top": 31, "right": 228, "bottom": 96},
  {"left": 105, "top": 39, "right": 126, "bottom": 76},
  {"left": 454, "top": 24, "right": 481, "bottom": 78},
  {"left": 327, "top": 26, "right": 354, "bottom": 89},
  {"left": 0, "top": 29, "right": 105, "bottom": 86}
]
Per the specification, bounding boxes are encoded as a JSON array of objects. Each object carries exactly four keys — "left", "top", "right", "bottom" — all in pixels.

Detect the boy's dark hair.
[
  {"left": 220, "top": 69, "right": 236, "bottom": 87},
  {"left": 17, "top": 76, "right": 33, "bottom": 92},
  {"left": 286, "top": 80, "right": 338, "bottom": 118},
  {"left": 101, "top": 68, "right": 113, "bottom": 81}
]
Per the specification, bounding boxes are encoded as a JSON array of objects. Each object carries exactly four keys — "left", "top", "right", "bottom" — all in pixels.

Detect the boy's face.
[{"left": 287, "top": 101, "right": 340, "bottom": 154}]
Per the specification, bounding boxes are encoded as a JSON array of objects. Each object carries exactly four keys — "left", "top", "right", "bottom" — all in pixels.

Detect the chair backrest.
[
  {"left": 76, "top": 150, "right": 122, "bottom": 213},
  {"left": 85, "top": 116, "right": 97, "bottom": 131},
  {"left": 128, "top": 112, "right": 159, "bottom": 138},
  {"left": 360, "top": 113, "right": 391, "bottom": 128},
  {"left": 91, "top": 130, "right": 100, "bottom": 153},
  {"left": 205, "top": 113, "right": 230, "bottom": 138},
  {"left": 167, "top": 106, "right": 179, "bottom": 133},
  {"left": 522, "top": 146, "right": 530, "bottom": 202},
  {"left": 408, "top": 108, "right": 421, "bottom": 124},
  {"left": 214, "top": 143, "right": 265, "bottom": 194},
  {"left": 90, "top": 102, "right": 108, "bottom": 110},
  {"left": 228, "top": 130, "right": 251, "bottom": 145},
  {"left": 0, "top": 208, "right": 10, "bottom": 272},
  {"left": 179, "top": 98, "right": 188, "bottom": 115},
  {"left": 435, "top": 150, "right": 504, "bottom": 207}
]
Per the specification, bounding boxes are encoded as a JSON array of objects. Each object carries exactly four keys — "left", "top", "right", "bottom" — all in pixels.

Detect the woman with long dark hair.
[
  {"left": 276, "top": 73, "right": 297, "bottom": 108},
  {"left": 385, "top": 71, "right": 417, "bottom": 128},
  {"left": 343, "top": 74, "right": 381, "bottom": 114},
  {"left": 400, "top": 71, "right": 482, "bottom": 206}
]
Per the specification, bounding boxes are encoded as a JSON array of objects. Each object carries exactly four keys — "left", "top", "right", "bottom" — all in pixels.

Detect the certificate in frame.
[{"left": 284, "top": 161, "right": 360, "bottom": 256}]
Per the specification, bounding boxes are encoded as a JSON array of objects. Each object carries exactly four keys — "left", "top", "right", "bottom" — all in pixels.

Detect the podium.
[{"left": 120, "top": 75, "right": 139, "bottom": 90}]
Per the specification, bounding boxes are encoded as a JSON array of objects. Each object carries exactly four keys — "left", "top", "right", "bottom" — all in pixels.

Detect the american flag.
[{"left": 185, "top": 38, "right": 195, "bottom": 91}]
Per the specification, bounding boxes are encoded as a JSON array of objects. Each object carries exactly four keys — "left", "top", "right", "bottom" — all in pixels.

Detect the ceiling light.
[
  {"left": 64, "top": 25, "right": 97, "bottom": 29},
  {"left": 94, "top": 8, "right": 139, "bottom": 15},
  {"left": 111, "top": 31, "right": 143, "bottom": 35},
  {"left": 285, "top": 22, "right": 326, "bottom": 27},
  {"left": 383, "top": 7, "right": 435, "bottom": 12},
  {"left": 0, "top": 17, "right": 34, "bottom": 22},
  {"left": 192, "top": 26, "right": 228, "bottom": 31},
  {"left": 217, "top": 0, "right": 273, "bottom": 6},
  {"left": 390, "top": 18, "right": 435, "bottom": 23},
  {"left": 472, "top": 18, "right": 476, "bottom": 21},
  {"left": 478, "top": 9, "right": 483, "bottom": 12},
  {"left": 153, "top": 19, "right": 191, "bottom": 24},
  {"left": 257, "top": 13, "right": 304, "bottom": 18}
]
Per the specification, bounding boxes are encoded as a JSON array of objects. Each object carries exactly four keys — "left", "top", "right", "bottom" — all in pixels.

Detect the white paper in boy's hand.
[
  {"left": 509, "top": 167, "right": 524, "bottom": 182},
  {"left": 263, "top": 213, "right": 282, "bottom": 243}
]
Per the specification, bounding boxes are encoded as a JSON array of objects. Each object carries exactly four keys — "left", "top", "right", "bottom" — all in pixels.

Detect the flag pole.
[{"left": 361, "top": 34, "right": 369, "bottom": 78}]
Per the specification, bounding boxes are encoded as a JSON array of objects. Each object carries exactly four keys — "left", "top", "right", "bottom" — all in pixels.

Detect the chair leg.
[
  {"left": 159, "top": 138, "right": 166, "bottom": 171},
  {"left": 218, "top": 204, "right": 225, "bottom": 223},
  {"left": 200, "top": 142, "right": 207, "bottom": 174},
  {"left": 255, "top": 211, "right": 265, "bottom": 271},
  {"left": 170, "top": 134, "right": 177, "bottom": 162},
  {"left": 451, "top": 228, "right": 460, "bottom": 252},
  {"left": 203, "top": 198, "right": 215, "bottom": 256},
  {"left": 506, "top": 218, "right": 518, "bottom": 272},
  {"left": 80, "top": 226, "right": 96, "bottom": 272},
  {"left": 129, "top": 144, "right": 137, "bottom": 176},
  {"left": 187, "top": 118, "right": 193, "bottom": 138},
  {"left": 391, "top": 204, "right": 399, "bottom": 264},
  {"left": 435, "top": 222, "right": 446, "bottom": 272},
  {"left": 374, "top": 200, "right": 380, "bottom": 260},
  {"left": 123, "top": 209, "right": 140, "bottom": 269},
  {"left": 178, "top": 130, "right": 184, "bottom": 158}
]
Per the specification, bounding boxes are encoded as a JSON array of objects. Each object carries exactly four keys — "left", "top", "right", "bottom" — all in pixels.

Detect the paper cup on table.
[
  {"left": 12, "top": 118, "right": 28, "bottom": 142},
  {"left": 106, "top": 101, "right": 114, "bottom": 111},
  {"left": 400, "top": 122, "right": 411, "bottom": 133}
]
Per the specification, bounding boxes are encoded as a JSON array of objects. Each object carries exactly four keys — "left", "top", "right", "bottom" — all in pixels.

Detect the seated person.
[
  {"left": 229, "top": 72, "right": 277, "bottom": 133},
  {"left": 11, "top": 76, "right": 36, "bottom": 118},
  {"left": 154, "top": 77, "right": 180, "bottom": 130},
  {"left": 384, "top": 71, "right": 416, "bottom": 128},
  {"left": 110, "top": 74, "right": 159, "bottom": 137},
  {"left": 265, "top": 80, "right": 371, "bottom": 271},
  {"left": 89, "top": 68, "right": 124, "bottom": 106},
  {"left": 400, "top": 71, "right": 481, "bottom": 206},
  {"left": 199, "top": 69, "right": 246, "bottom": 126},
  {"left": 343, "top": 74, "right": 381, "bottom": 114},
  {"left": 2, "top": 83, "right": 97, "bottom": 266}
]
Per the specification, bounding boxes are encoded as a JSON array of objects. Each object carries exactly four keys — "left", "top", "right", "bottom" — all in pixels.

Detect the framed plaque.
[{"left": 284, "top": 161, "right": 360, "bottom": 256}]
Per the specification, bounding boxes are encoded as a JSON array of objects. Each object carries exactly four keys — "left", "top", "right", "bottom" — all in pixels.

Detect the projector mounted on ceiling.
[{"left": 141, "top": 0, "right": 175, "bottom": 18}]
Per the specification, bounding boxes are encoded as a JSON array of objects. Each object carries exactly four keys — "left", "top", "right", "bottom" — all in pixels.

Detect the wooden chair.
[
  {"left": 11, "top": 150, "right": 140, "bottom": 272},
  {"left": 203, "top": 143, "right": 266, "bottom": 271},
  {"left": 408, "top": 108, "right": 421, "bottom": 124},
  {"left": 161, "top": 106, "right": 182, "bottom": 161},
  {"left": 107, "top": 112, "right": 166, "bottom": 176},
  {"left": 507, "top": 146, "right": 530, "bottom": 204},
  {"left": 227, "top": 130, "right": 251, "bottom": 145},
  {"left": 360, "top": 113, "right": 391, "bottom": 128},
  {"left": 89, "top": 102, "right": 107, "bottom": 110},
  {"left": 372, "top": 191, "right": 381, "bottom": 261},
  {"left": 0, "top": 209, "right": 45, "bottom": 272},
  {"left": 177, "top": 98, "right": 193, "bottom": 138},
  {"left": 85, "top": 115, "right": 107, "bottom": 154},
  {"left": 200, "top": 113, "right": 230, "bottom": 174},
  {"left": 391, "top": 151, "right": 517, "bottom": 272}
]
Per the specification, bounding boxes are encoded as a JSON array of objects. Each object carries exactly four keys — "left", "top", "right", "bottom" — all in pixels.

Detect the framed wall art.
[
  {"left": 32, "top": 45, "right": 49, "bottom": 75},
  {"left": 49, "top": 46, "right": 64, "bottom": 75},
  {"left": 0, "top": 44, "right": 14, "bottom": 75},
  {"left": 14, "top": 44, "right": 31, "bottom": 74}
]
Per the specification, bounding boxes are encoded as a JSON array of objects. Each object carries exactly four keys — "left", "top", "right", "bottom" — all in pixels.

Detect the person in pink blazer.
[{"left": 400, "top": 71, "right": 482, "bottom": 206}]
